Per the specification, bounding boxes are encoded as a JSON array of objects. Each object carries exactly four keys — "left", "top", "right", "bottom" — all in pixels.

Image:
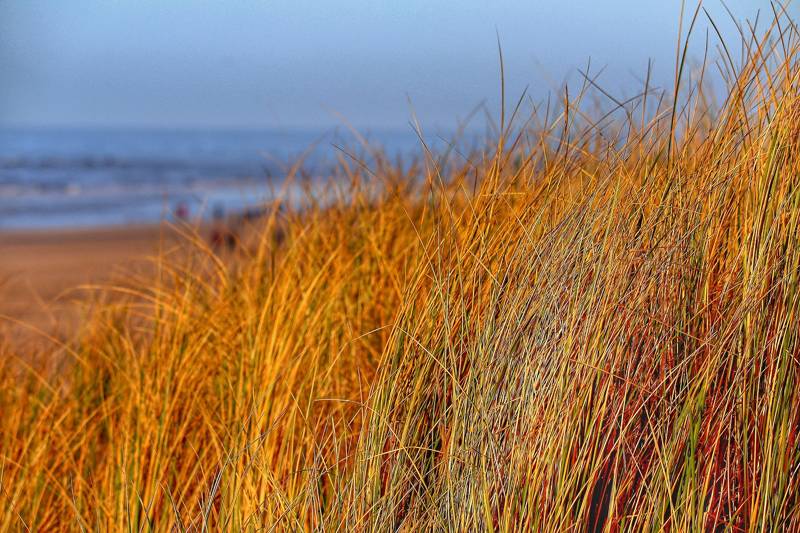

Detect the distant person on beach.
[
  {"left": 174, "top": 202, "right": 189, "bottom": 221},
  {"left": 209, "top": 203, "right": 237, "bottom": 251}
]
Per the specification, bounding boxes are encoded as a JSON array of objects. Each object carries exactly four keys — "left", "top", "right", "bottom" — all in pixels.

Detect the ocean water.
[{"left": 0, "top": 128, "right": 424, "bottom": 229}]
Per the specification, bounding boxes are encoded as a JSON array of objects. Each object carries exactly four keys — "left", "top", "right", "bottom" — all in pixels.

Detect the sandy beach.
[{"left": 0, "top": 224, "right": 177, "bottom": 345}]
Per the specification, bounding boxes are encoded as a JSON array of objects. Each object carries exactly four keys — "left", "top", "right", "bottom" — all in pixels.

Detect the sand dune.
[{"left": 0, "top": 225, "right": 175, "bottom": 345}]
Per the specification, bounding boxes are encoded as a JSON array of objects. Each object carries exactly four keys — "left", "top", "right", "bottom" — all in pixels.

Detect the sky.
[{"left": 0, "top": 0, "right": 790, "bottom": 130}]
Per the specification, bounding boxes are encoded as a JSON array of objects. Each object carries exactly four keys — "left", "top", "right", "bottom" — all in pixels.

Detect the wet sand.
[{"left": 0, "top": 224, "right": 178, "bottom": 346}]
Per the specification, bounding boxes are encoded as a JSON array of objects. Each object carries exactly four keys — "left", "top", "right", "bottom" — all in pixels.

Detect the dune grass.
[{"left": 2, "top": 9, "right": 800, "bottom": 531}]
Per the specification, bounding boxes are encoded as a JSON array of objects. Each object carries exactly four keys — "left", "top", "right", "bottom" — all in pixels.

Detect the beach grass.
[{"left": 2, "top": 9, "right": 800, "bottom": 531}]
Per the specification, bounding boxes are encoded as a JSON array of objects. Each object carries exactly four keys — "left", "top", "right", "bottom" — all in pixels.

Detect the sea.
[{"left": 0, "top": 127, "right": 428, "bottom": 230}]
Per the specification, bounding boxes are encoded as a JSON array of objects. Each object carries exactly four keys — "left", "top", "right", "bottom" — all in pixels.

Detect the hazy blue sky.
[{"left": 0, "top": 0, "right": 788, "bottom": 129}]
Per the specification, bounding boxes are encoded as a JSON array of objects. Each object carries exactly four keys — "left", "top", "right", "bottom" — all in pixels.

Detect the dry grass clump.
[{"left": 2, "top": 10, "right": 800, "bottom": 531}]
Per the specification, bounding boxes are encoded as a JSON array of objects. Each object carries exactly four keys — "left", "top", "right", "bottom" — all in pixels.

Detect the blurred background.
[{"left": 0, "top": 0, "right": 785, "bottom": 229}]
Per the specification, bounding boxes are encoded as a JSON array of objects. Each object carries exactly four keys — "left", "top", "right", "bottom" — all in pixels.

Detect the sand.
[{"left": 0, "top": 224, "right": 179, "bottom": 347}]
